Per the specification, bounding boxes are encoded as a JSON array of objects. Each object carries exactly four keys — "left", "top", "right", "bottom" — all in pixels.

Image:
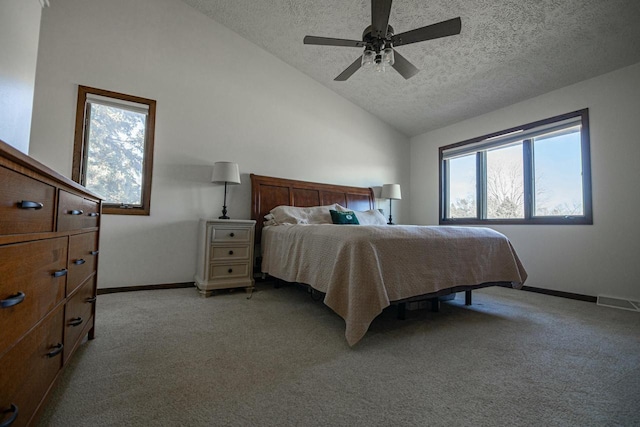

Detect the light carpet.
[{"left": 38, "top": 284, "right": 640, "bottom": 426}]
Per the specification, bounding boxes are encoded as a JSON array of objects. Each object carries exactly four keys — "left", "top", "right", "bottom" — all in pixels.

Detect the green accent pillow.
[{"left": 330, "top": 209, "right": 360, "bottom": 225}]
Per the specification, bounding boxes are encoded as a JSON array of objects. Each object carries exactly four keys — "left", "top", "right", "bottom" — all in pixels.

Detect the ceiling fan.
[{"left": 303, "top": 0, "right": 461, "bottom": 81}]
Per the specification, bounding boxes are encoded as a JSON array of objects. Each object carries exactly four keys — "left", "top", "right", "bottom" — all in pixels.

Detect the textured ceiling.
[{"left": 181, "top": 0, "right": 640, "bottom": 137}]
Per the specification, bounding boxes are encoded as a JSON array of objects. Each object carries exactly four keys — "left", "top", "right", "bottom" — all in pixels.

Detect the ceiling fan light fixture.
[
  {"left": 374, "top": 54, "right": 385, "bottom": 72},
  {"left": 382, "top": 46, "right": 395, "bottom": 66},
  {"left": 362, "top": 48, "right": 375, "bottom": 68}
]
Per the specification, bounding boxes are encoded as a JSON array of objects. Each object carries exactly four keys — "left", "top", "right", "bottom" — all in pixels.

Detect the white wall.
[
  {"left": 411, "top": 62, "right": 640, "bottom": 301},
  {"left": 0, "top": 0, "right": 42, "bottom": 153},
  {"left": 29, "top": 0, "right": 410, "bottom": 288}
]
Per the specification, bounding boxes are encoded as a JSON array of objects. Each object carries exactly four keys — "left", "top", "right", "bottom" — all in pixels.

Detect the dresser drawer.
[
  {"left": 209, "top": 262, "right": 250, "bottom": 280},
  {"left": 0, "top": 166, "right": 55, "bottom": 236},
  {"left": 58, "top": 190, "right": 98, "bottom": 232},
  {"left": 211, "top": 245, "right": 250, "bottom": 261},
  {"left": 211, "top": 227, "right": 251, "bottom": 243},
  {"left": 83, "top": 198, "right": 100, "bottom": 228},
  {"left": 63, "top": 277, "right": 95, "bottom": 363},
  {"left": 67, "top": 232, "right": 99, "bottom": 296},
  {"left": 0, "top": 305, "right": 64, "bottom": 427},
  {"left": 0, "top": 238, "right": 67, "bottom": 356}
]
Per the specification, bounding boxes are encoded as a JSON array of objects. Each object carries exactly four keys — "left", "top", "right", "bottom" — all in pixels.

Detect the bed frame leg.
[
  {"left": 397, "top": 302, "right": 407, "bottom": 320},
  {"left": 429, "top": 298, "right": 440, "bottom": 312},
  {"left": 465, "top": 290, "right": 472, "bottom": 306}
]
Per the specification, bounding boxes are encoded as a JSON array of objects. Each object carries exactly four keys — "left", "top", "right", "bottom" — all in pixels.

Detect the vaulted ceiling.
[{"left": 182, "top": 0, "right": 640, "bottom": 137}]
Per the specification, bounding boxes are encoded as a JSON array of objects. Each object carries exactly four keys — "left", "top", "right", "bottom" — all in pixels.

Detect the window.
[
  {"left": 73, "top": 86, "right": 156, "bottom": 215},
  {"left": 440, "top": 109, "right": 592, "bottom": 225}
]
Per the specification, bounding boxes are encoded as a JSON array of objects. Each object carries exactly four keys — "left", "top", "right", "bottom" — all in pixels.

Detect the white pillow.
[
  {"left": 356, "top": 209, "right": 388, "bottom": 225},
  {"left": 269, "top": 204, "right": 338, "bottom": 225},
  {"left": 336, "top": 204, "right": 387, "bottom": 225}
]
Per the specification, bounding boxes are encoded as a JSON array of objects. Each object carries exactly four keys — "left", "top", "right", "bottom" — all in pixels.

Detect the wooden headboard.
[{"left": 250, "top": 174, "right": 375, "bottom": 243}]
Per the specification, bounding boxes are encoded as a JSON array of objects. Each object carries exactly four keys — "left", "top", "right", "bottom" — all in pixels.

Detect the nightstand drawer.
[
  {"left": 209, "top": 263, "right": 250, "bottom": 280},
  {"left": 211, "top": 227, "right": 251, "bottom": 243},
  {"left": 211, "top": 245, "right": 250, "bottom": 261},
  {"left": 0, "top": 166, "right": 55, "bottom": 236}
]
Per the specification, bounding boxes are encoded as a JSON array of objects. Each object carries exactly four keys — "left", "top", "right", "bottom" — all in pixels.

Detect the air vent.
[{"left": 597, "top": 295, "right": 640, "bottom": 312}]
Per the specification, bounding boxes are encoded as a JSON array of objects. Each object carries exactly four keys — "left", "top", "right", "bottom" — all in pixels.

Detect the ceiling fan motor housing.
[{"left": 362, "top": 24, "right": 394, "bottom": 53}]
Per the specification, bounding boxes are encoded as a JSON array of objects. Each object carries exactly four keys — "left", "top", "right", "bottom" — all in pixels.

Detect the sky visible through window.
[
  {"left": 534, "top": 131, "right": 583, "bottom": 215},
  {"left": 448, "top": 154, "right": 476, "bottom": 217},
  {"left": 447, "top": 130, "right": 583, "bottom": 218}
]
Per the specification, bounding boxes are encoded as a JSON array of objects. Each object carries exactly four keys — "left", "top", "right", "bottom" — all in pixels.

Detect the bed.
[{"left": 250, "top": 174, "right": 527, "bottom": 345}]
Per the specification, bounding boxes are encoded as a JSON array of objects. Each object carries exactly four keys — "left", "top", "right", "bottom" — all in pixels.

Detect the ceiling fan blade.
[
  {"left": 334, "top": 56, "right": 363, "bottom": 81},
  {"left": 391, "top": 49, "right": 419, "bottom": 79},
  {"left": 304, "top": 35, "right": 366, "bottom": 48},
  {"left": 371, "top": 0, "right": 393, "bottom": 38},
  {"left": 391, "top": 17, "right": 461, "bottom": 47}
]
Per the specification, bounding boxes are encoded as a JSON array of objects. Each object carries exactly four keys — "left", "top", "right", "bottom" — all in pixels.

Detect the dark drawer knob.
[
  {"left": 69, "top": 209, "right": 84, "bottom": 215},
  {"left": 228, "top": 250, "right": 234, "bottom": 255},
  {"left": 73, "top": 259, "right": 86, "bottom": 265},
  {"left": 52, "top": 268, "right": 68, "bottom": 278},
  {"left": 229, "top": 232, "right": 235, "bottom": 237},
  {"left": 69, "top": 317, "right": 83, "bottom": 327},
  {"left": 46, "top": 343, "right": 64, "bottom": 358},
  {"left": 228, "top": 268, "right": 233, "bottom": 274},
  {"left": 18, "top": 200, "right": 43, "bottom": 210},
  {"left": 0, "top": 292, "right": 25, "bottom": 309},
  {"left": 86, "top": 296, "right": 97, "bottom": 303},
  {"left": 0, "top": 403, "right": 18, "bottom": 427},
  {"left": 87, "top": 212, "right": 99, "bottom": 217},
  {"left": 90, "top": 250, "right": 99, "bottom": 256}
]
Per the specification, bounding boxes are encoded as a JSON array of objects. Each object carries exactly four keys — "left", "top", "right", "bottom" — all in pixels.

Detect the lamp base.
[
  {"left": 387, "top": 199, "right": 395, "bottom": 225},
  {"left": 219, "top": 203, "right": 229, "bottom": 219}
]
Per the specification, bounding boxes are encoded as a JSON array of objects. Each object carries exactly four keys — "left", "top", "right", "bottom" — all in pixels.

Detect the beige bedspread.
[{"left": 261, "top": 224, "right": 527, "bottom": 346}]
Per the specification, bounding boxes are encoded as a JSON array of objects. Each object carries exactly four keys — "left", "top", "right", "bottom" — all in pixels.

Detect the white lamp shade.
[
  {"left": 211, "top": 162, "right": 241, "bottom": 184},
  {"left": 381, "top": 184, "right": 401, "bottom": 200}
]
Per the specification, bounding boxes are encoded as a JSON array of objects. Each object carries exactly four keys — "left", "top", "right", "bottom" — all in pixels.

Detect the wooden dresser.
[{"left": 0, "top": 139, "right": 101, "bottom": 426}]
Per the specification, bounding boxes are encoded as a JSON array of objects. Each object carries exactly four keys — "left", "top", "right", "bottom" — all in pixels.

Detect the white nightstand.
[{"left": 194, "top": 219, "right": 256, "bottom": 297}]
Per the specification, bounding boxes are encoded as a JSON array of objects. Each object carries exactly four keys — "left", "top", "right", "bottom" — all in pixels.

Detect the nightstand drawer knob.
[
  {"left": 73, "top": 259, "right": 86, "bottom": 265},
  {"left": 229, "top": 232, "right": 235, "bottom": 237},
  {"left": 228, "top": 250, "right": 234, "bottom": 255},
  {"left": 228, "top": 268, "right": 233, "bottom": 273}
]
